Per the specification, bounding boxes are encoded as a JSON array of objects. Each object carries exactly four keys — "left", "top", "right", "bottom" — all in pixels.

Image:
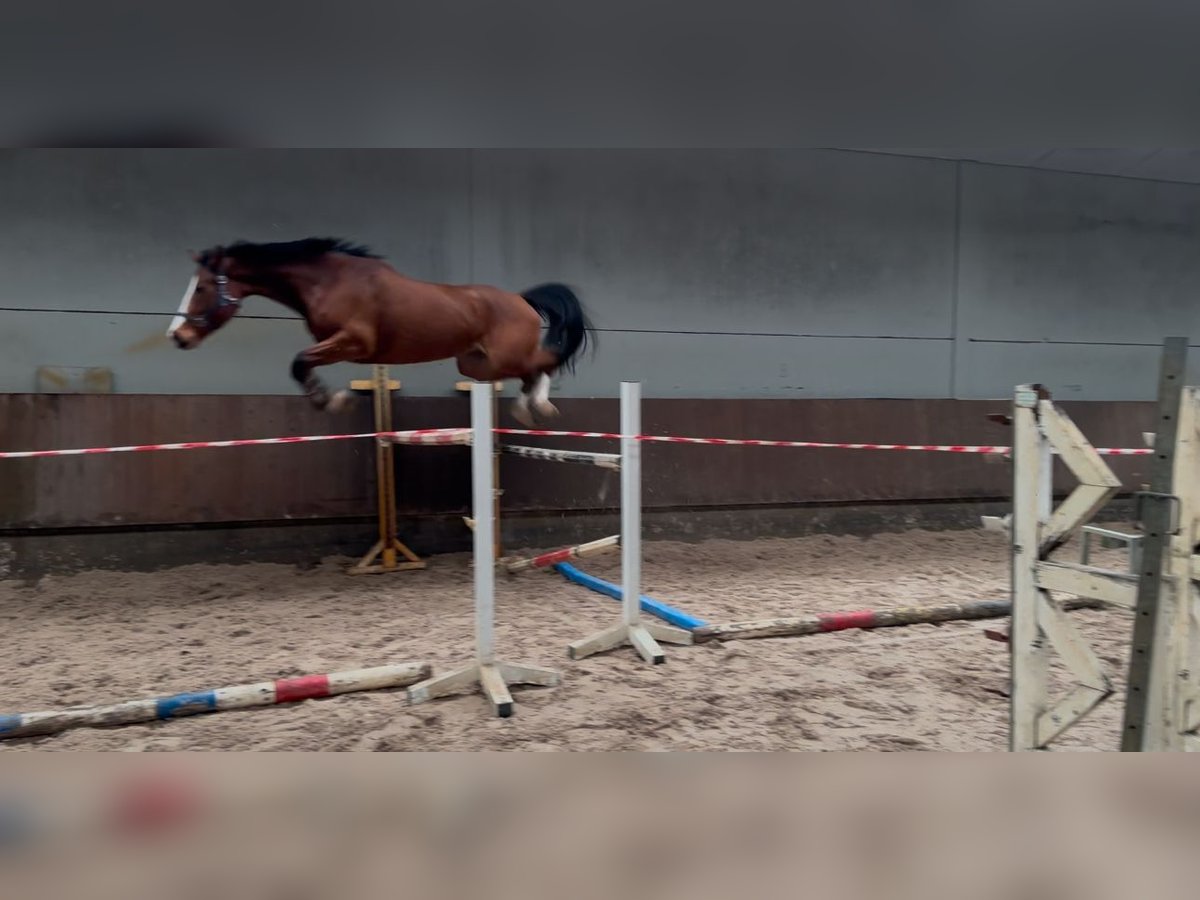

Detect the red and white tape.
[
  {"left": 0, "top": 427, "right": 1151, "bottom": 460},
  {"left": 496, "top": 429, "right": 1152, "bottom": 457},
  {"left": 0, "top": 428, "right": 470, "bottom": 460}
]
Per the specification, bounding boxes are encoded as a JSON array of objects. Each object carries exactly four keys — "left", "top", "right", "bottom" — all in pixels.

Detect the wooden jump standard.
[
  {"left": 1007, "top": 337, "right": 1200, "bottom": 751},
  {"left": 348, "top": 365, "right": 425, "bottom": 576}
]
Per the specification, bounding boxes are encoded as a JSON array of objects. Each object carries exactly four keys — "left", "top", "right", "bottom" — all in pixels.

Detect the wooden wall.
[{"left": 0, "top": 393, "right": 1157, "bottom": 531}]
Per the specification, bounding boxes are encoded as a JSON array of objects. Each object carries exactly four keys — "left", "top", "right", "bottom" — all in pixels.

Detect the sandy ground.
[{"left": 0, "top": 528, "right": 1138, "bottom": 751}]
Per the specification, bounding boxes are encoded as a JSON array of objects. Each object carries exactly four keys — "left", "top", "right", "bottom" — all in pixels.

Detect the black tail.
[{"left": 520, "top": 282, "right": 596, "bottom": 375}]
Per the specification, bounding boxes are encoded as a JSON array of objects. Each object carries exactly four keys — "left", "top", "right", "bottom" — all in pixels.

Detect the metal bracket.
[{"left": 1133, "top": 491, "right": 1181, "bottom": 536}]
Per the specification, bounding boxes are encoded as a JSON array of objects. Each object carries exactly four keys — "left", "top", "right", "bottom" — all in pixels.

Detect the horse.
[{"left": 167, "top": 237, "right": 595, "bottom": 426}]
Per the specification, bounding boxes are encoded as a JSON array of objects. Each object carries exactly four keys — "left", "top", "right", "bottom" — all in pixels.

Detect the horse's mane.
[{"left": 199, "top": 237, "right": 382, "bottom": 269}]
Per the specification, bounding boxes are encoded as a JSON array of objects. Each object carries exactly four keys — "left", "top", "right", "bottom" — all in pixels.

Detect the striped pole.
[
  {"left": 691, "top": 597, "right": 1104, "bottom": 644},
  {"left": 504, "top": 535, "right": 620, "bottom": 573},
  {"left": 0, "top": 662, "right": 431, "bottom": 741},
  {"left": 497, "top": 443, "right": 621, "bottom": 469}
]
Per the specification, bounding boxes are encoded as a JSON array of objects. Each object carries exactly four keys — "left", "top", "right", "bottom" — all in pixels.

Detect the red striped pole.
[
  {"left": 503, "top": 535, "right": 620, "bottom": 573},
  {"left": 691, "top": 597, "right": 1104, "bottom": 644},
  {"left": 0, "top": 662, "right": 431, "bottom": 741}
]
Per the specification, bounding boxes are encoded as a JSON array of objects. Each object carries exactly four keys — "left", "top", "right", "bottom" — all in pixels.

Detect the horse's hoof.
[
  {"left": 327, "top": 389, "right": 353, "bottom": 413},
  {"left": 532, "top": 400, "right": 560, "bottom": 420},
  {"left": 511, "top": 401, "right": 535, "bottom": 428}
]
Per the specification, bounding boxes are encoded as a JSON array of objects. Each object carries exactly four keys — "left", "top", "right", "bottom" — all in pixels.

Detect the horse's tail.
[{"left": 520, "top": 282, "right": 596, "bottom": 375}]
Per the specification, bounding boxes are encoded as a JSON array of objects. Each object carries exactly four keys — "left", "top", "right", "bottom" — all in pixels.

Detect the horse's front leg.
[{"left": 291, "top": 330, "right": 367, "bottom": 411}]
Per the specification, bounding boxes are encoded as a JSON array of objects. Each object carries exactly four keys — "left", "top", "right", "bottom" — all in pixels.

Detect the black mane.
[{"left": 199, "top": 237, "right": 382, "bottom": 269}]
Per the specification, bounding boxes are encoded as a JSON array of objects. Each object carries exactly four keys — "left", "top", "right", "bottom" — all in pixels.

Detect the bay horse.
[{"left": 167, "top": 237, "right": 595, "bottom": 426}]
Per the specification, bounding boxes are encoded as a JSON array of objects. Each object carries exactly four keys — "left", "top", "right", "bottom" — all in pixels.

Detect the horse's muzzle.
[{"left": 171, "top": 331, "right": 194, "bottom": 349}]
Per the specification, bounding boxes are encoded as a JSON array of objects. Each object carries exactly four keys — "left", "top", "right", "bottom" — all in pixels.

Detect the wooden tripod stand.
[{"left": 348, "top": 365, "right": 426, "bottom": 576}]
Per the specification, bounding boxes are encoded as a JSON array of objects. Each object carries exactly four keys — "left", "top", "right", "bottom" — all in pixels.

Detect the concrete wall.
[{"left": 3, "top": 148, "right": 1200, "bottom": 400}]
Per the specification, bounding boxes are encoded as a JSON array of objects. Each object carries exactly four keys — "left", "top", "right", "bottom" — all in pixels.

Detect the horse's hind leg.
[
  {"left": 454, "top": 349, "right": 534, "bottom": 426},
  {"left": 526, "top": 370, "right": 558, "bottom": 420},
  {"left": 512, "top": 348, "right": 563, "bottom": 425},
  {"left": 525, "top": 347, "right": 563, "bottom": 420},
  {"left": 292, "top": 330, "right": 367, "bottom": 411},
  {"left": 507, "top": 371, "right": 557, "bottom": 427},
  {"left": 512, "top": 375, "right": 539, "bottom": 427}
]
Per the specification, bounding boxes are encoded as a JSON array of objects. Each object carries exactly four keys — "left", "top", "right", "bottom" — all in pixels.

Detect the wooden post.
[
  {"left": 1121, "top": 337, "right": 1188, "bottom": 750},
  {"left": 1010, "top": 384, "right": 1048, "bottom": 751},
  {"left": 349, "top": 365, "right": 425, "bottom": 575},
  {"left": 1167, "top": 387, "right": 1200, "bottom": 750},
  {"left": 1009, "top": 383, "right": 1129, "bottom": 750}
]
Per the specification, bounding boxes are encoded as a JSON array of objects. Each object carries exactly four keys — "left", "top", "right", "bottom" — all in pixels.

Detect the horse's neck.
[{"left": 239, "top": 265, "right": 310, "bottom": 317}]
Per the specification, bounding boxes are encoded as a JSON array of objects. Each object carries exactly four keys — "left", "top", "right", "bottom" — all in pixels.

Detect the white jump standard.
[
  {"left": 405, "top": 383, "right": 560, "bottom": 717},
  {"left": 567, "top": 381, "right": 693, "bottom": 665}
]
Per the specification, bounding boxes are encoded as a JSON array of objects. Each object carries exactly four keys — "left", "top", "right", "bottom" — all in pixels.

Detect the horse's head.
[{"left": 167, "top": 248, "right": 247, "bottom": 349}]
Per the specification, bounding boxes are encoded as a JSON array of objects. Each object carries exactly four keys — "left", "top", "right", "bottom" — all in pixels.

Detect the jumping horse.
[{"left": 167, "top": 237, "right": 595, "bottom": 425}]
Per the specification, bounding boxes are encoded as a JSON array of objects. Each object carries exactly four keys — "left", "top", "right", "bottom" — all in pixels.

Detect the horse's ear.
[{"left": 188, "top": 250, "right": 200, "bottom": 263}]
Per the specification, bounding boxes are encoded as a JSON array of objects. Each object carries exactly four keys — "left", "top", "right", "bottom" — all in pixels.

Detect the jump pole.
[
  {"left": 567, "top": 381, "right": 692, "bottom": 664},
  {"left": 349, "top": 365, "right": 425, "bottom": 575},
  {"left": 692, "top": 597, "right": 1104, "bottom": 644},
  {"left": 406, "top": 381, "right": 559, "bottom": 717},
  {"left": 498, "top": 443, "right": 621, "bottom": 470},
  {"left": 503, "top": 535, "right": 620, "bottom": 573},
  {"left": 0, "top": 662, "right": 432, "bottom": 741}
]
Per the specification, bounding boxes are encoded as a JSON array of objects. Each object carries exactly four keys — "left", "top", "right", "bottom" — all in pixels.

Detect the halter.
[{"left": 186, "top": 272, "right": 242, "bottom": 330}]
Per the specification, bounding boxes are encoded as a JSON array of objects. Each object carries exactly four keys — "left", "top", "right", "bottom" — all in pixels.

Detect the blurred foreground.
[{"left": 0, "top": 754, "right": 1196, "bottom": 900}]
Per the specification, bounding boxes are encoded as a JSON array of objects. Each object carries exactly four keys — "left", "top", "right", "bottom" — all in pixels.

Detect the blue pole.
[{"left": 553, "top": 562, "right": 708, "bottom": 630}]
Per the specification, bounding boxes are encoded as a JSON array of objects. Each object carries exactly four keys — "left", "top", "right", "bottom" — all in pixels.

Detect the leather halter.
[{"left": 187, "top": 270, "right": 242, "bottom": 329}]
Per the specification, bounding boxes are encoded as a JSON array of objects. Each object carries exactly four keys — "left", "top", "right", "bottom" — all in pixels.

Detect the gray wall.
[{"left": 3, "top": 149, "right": 1200, "bottom": 400}]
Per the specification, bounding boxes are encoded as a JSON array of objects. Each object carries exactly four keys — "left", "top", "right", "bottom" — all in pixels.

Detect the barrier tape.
[
  {"left": 0, "top": 427, "right": 1151, "bottom": 460},
  {"left": 496, "top": 429, "right": 1152, "bottom": 457},
  {"left": 0, "top": 428, "right": 470, "bottom": 459}
]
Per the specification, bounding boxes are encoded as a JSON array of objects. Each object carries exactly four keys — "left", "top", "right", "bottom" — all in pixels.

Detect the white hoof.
[
  {"left": 327, "top": 389, "right": 354, "bottom": 413},
  {"left": 511, "top": 399, "right": 536, "bottom": 428},
  {"left": 532, "top": 399, "right": 560, "bottom": 419}
]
